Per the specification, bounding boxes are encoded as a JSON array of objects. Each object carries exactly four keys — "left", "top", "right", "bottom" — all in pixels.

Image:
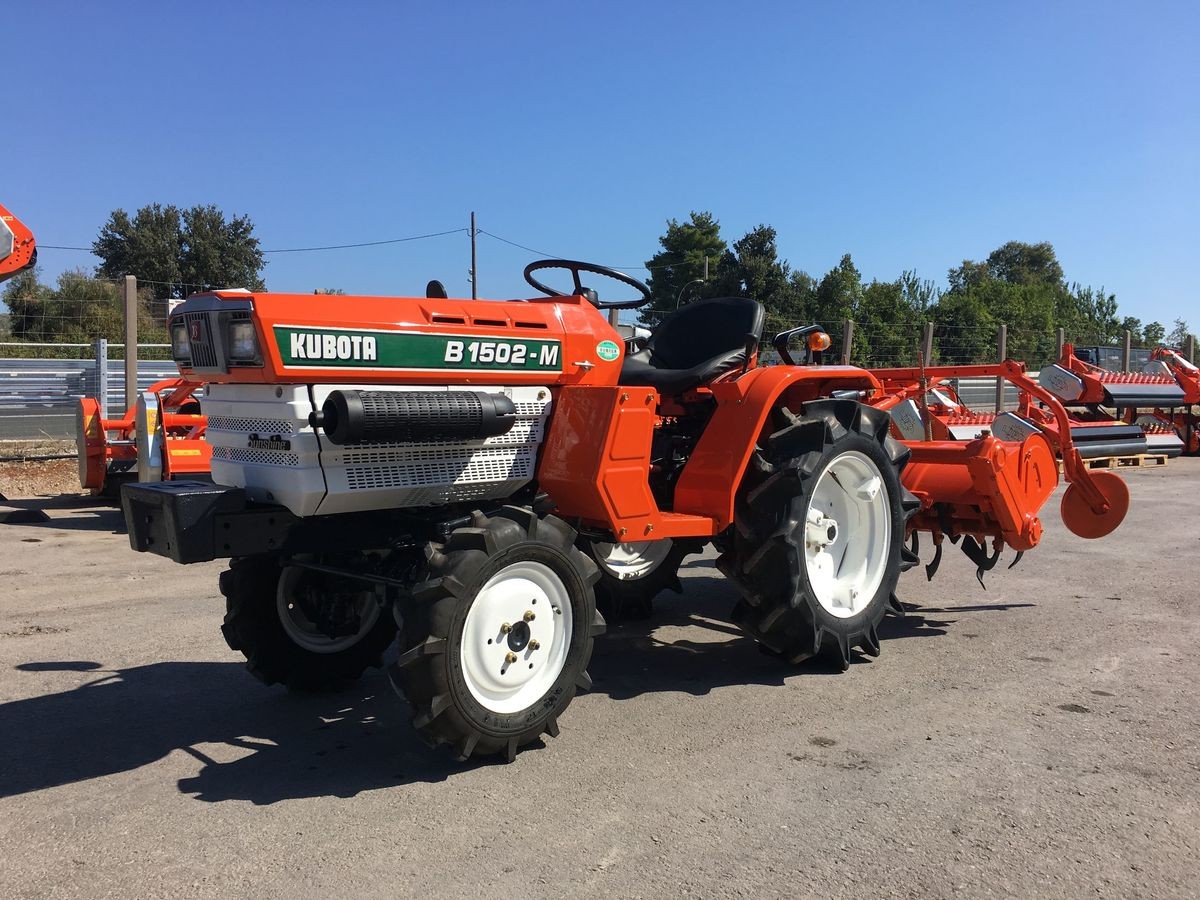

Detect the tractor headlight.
[
  {"left": 170, "top": 322, "right": 191, "bottom": 363},
  {"left": 227, "top": 320, "right": 261, "bottom": 364}
]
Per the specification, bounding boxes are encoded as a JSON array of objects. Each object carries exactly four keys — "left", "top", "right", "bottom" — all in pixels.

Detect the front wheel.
[
  {"left": 390, "top": 507, "right": 604, "bottom": 761},
  {"left": 719, "top": 400, "right": 918, "bottom": 669},
  {"left": 220, "top": 554, "right": 398, "bottom": 690}
]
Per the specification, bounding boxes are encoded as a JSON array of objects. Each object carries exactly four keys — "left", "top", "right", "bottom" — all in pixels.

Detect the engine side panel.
[{"left": 202, "top": 383, "right": 552, "bottom": 517}]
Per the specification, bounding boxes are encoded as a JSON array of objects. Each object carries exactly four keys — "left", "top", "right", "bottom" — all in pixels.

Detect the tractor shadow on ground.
[
  {"left": 0, "top": 658, "right": 475, "bottom": 805},
  {"left": 0, "top": 581, "right": 1030, "bottom": 806},
  {"left": 0, "top": 495, "right": 127, "bottom": 533},
  {"left": 589, "top": 574, "right": 984, "bottom": 702}
]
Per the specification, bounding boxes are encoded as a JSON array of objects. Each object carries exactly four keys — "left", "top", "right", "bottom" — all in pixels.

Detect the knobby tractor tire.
[
  {"left": 581, "top": 537, "right": 703, "bottom": 621},
  {"left": 390, "top": 506, "right": 605, "bottom": 762},
  {"left": 219, "top": 554, "right": 398, "bottom": 691},
  {"left": 718, "top": 399, "right": 920, "bottom": 670}
]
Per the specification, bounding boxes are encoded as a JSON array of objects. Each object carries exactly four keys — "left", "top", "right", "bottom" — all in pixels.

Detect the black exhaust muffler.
[{"left": 310, "top": 389, "right": 518, "bottom": 445}]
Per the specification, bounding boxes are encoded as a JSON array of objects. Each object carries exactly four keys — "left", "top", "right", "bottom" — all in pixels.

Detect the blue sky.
[{"left": 9, "top": 1, "right": 1197, "bottom": 326}]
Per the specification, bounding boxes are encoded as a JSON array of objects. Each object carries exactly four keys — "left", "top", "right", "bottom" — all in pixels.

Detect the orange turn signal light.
[{"left": 808, "top": 331, "right": 832, "bottom": 352}]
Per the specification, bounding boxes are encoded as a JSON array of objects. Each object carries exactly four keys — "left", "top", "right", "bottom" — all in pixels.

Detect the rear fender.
[{"left": 673, "top": 365, "right": 883, "bottom": 530}]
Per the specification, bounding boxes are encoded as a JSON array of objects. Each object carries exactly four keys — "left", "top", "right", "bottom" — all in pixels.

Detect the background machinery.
[
  {"left": 76, "top": 379, "right": 210, "bottom": 495},
  {"left": 121, "top": 260, "right": 1129, "bottom": 761},
  {"left": 0, "top": 204, "right": 37, "bottom": 284}
]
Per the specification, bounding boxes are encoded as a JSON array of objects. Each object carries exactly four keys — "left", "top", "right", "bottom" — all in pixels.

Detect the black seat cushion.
[{"left": 619, "top": 297, "right": 765, "bottom": 395}]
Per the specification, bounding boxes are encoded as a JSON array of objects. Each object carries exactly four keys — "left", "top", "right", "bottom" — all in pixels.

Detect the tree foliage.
[
  {"left": 1, "top": 266, "right": 168, "bottom": 355},
  {"left": 639, "top": 217, "right": 1180, "bottom": 367},
  {"left": 93, "top": 203, "right": 266, "bottom": 298},
  {"left": 640, "top": 212, "right": 727, "bottom": 327}
]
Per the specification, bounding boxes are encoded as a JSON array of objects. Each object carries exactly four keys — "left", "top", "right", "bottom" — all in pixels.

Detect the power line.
[
  {"left": 478, "top": 229, "right": 690, "bottom": 273},
  {"left": 38, "top": 228, "right": 469, "bottom": 255},
  {"left": 262, "top": 227, "right": 468, "bottom": 253}
]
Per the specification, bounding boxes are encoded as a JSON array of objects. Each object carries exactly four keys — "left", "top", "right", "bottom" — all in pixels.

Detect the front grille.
[
  {"left": 185, "top": 312, "right": 218, "bottom": 368},
  {"left": 343, "top": 445, "right": 533, "bottom": 491},
  {"left": 212, "top": 444, "right": 299, "bottom": 467},
  {"left": 206, "top": 415, "right": 296, "bottom": 435}
]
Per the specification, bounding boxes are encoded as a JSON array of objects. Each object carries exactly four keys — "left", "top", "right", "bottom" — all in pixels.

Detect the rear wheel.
[
  {"left": 220, "top": 554, "right": 398, "bottom": 690},
  {"left": 581, "top": 537, "right": 698, "bottom": 620},
  {"left": 391, "top": 507, "right": 604, "bottom": 761},
  {"left": 719, "top": 400, "right": 918, "bottom": 669}
]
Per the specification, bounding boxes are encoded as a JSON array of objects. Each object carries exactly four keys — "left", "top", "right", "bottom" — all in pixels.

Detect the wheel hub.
[
  {"left": 276, "top": 564, "right": 383, "bottom": 654},
  {"left": 507, "top": 619, "right": 531, "bottom": 652},
  {"left": 460, "top": 561, "right": 574, "bottom": 714},
  {"left": 802, "top": 451, "right": 891, "bottom": 619}
]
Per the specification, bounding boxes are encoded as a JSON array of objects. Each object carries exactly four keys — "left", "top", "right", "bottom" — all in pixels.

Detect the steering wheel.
[{"left": 523, "top": 259, "right": 652, "bottom": 310}]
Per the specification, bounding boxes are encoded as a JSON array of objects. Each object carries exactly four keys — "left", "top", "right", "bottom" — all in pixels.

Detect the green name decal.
[{"left": 275, "top": 326, "right": 562, "bottom": 371}]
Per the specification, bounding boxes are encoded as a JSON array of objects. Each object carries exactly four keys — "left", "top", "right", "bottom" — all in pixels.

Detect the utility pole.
[
  {"left": 124, "top": 275, "right": 138, "bottom": 411},
  {"left": 469, "top": 212, "right": 478, "bottom": 300}
]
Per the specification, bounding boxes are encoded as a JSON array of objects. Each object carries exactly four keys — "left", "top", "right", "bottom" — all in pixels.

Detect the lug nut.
[
  {"left": 500, "top": 622, "right": 512, "bottom": 634},
  {"left": 529, "top": 640, "right": 541, "bottom": 651},
  {"left": 524, "top": 610, "right": 536, "bottom": 622},
  {"left": 504, "top": 652, "right": 518, "bottom": 664}
]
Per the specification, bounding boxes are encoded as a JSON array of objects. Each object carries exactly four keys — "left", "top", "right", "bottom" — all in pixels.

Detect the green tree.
[
  {"left": 814, "top": 254, "right": 863, "bottom": 325},
  {"left": 94, "top": 203, "right": 266, "bottom": 298},
  {"left": 640, "top": 211, "right": 726, "bottom": 327},
  {"left": 1167, "top": 318, "right": 1197, "bottom": 352},
  {"left": 984, "top": 241, "right": 1063, "bottom": 285},
  {"left": 1143, "top": 321, "right": 1166, "bottom": 347},
  {"left": 1, "top": 266, "right": 167, "bottom": 354}
]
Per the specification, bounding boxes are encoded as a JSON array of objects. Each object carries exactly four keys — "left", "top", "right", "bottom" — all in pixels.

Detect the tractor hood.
[{"left": 167, "top": 290, "right": 624, "bottom": 388}]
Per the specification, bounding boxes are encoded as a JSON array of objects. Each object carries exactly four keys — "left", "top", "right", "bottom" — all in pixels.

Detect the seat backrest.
[{"left": 646, "top": 297, "right": 765, "bottom": 370}]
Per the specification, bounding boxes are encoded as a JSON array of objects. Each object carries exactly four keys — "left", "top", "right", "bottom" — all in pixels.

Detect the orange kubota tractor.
[{"left": 121, "top": 260, "right": 1130, "bottom": 761}]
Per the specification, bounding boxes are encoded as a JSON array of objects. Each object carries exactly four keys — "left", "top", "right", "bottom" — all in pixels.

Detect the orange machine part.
[
  {"left": 538, "top": 385, "right": 717, "bottom": 539},
  {"left": 672, "top": 365, "right": 884, "bottom": 530},
  {"left": 0, "top": 204, "right": 37, "bottom": 282},
  {"left": 1060, "top": 470, "right": 1129, "bottom": 539},
  {"left": 179, "top": 291, "right": 625, "bottom": 388},
  {"left": 902, "top": 434, "right": 1058, "bottom": 551}
]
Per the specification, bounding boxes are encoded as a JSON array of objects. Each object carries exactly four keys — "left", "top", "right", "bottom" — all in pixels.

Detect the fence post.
[
  {"left": 1188, "top": 334, "right": 1196, "bottom": 365},
  {"left": 995, "top": 324, "right": 1008, "bottom": 412},
  {"left": 94, "top": 338, "right": 109, "bottom": 419},
  {"left": 1056, "top": 327, "right": 1065, "bottom": 358},
  {"left": 921, "top": 322, "right": 933, "bottom": 365},
  {"left": 841, "top": 319, "right": 854, "bottom": 365},
  {"left": 1121, "top": 329, "right": 1132, "bottom": 372},
  {"left": 124, "top": 275, "right": 138, "bottom": 410}
]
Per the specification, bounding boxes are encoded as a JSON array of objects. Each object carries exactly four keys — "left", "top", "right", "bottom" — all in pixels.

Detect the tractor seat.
[{"left": 619, "top": 296, "right": 765, "bottom": 395}]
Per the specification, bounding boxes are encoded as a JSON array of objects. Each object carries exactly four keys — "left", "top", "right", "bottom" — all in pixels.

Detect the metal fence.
[{"left": 0, "top": 349, "right": 177, "bottom": 440}]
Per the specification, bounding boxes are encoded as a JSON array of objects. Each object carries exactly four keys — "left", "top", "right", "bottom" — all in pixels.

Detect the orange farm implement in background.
[
  {"left": 0, "top": 204, "right": 37, "bottom": 283},
  {"left": 1137, "top": 347, "right": 1200, "bottom": 455},
  {"left": 76, "top": 379, "right": 210, "bottom": 494},
  {"left": 1037, "top": 343, "right": 1188, "bottom": 457}
]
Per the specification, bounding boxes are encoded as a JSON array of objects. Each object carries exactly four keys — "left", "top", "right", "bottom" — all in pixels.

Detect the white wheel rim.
[
  {"left": 592, "top": 539, "right": 674, "bottom": 580},
  {"left": 803, "top": 451, "right": 891, "bottom": 619},
  {"left": 461, "top": 561, "right": 574, "bottom": 714},
  {"left": 276, "top": 567, "right": 382, "bottom": 654}
]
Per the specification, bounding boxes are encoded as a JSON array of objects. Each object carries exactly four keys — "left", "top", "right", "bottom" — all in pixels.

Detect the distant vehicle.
[{"left": 1073, "top": 346, "right": 1153, "bottom": 371}]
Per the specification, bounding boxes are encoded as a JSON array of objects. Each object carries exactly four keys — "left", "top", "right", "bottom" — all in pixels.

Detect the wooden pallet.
[{"left": 1081, "top": 453, "right": 1168, "bottom": 470}]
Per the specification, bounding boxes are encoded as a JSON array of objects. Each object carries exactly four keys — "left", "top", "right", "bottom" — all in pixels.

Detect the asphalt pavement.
[{"left": 0, "top": 461, "right": 1197, "bottom": 898}]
